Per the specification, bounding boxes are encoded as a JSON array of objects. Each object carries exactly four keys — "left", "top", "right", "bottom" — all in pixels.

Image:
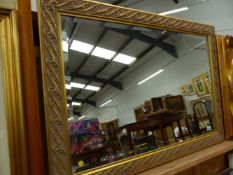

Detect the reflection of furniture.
[
  {"left": 100, "top": 119, "right": 119, "bottom": 141},
  {"left": 72, "top": 143, "right": 118, "bottom": 172},
  {"left": 134, "top": 106, "right": 147, "bottom": 122},
  {"left": 151, "top": 97, "right": 165, "bottom": 111},
  {"left": 71, "top": 143, "right": 115, "bottom": 162},
  {"left": 134, "top": 100, "right": 154, "bottom": 122},
  {"left": 134, "top": 95, "right": 185, "bottom": 122},
  {"left": 120, "top": 111, "right": 192, "bottom": 148},
  {"left": 120, "top": 117, "right": 163, "bottom": 149},
  {"left": 193, "top": 101, "right": 213, "bottom": 134},
  {"left": 151, "top": 95, "right": 185, "bottom": 112},
  {"left": 134, "top": 135, "right": 157, "bottom": 153},
  {"left": 146, "top": 111, "right": 192, "bottom": 142},
  {"left": 165, "top": 95, "right": 185, "bottom": 111},
  {"left": 119, "top": 133, "right": 131, "bottom": 154},
  {"left": 133, "top": 95, "right": 191, "bottom": 143}
]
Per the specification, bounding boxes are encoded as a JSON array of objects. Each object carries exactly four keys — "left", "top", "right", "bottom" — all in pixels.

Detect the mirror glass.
[{"left": 61, "top": 15, "right": 214, "bottom": 173}]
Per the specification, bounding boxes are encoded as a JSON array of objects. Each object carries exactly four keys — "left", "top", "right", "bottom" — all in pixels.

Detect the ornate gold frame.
[
  {"left": 37, "top": 1, "right": 224, "bottom": 175},
  {"left": 0, "top": 9, "right": 28, "bottom": 175},
  {"left": 192, "top": 74, "right": 208, "bottom": 96},
  {"left": 217, "top": 35, "right": 233, "bottom": 140}
]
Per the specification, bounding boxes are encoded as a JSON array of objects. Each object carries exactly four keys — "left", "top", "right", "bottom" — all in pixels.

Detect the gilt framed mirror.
[{"left": 37, "top": 0, "right": 224, "bottom": 175}]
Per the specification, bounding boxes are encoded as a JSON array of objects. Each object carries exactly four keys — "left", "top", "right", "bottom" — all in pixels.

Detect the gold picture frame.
[
  {"left": 0, "top": 9, "right": 28, "bottom": 175},
  {"left": 180, "top": 85, "right": 188, "bottom": 96},
  {"left": 217, "top": 35, "right": 233, "bottom": 140},
  {"left": 203, "top": 72, "right": 211, "bottom": 93},
  {"left": 37, "top": 1, "right": 224, "bottom": 175},
  {"left": 193, "top": 75, "right": 208, "bottom": 96},
  {"left": 187, "top": 82, "right": 196, "bottom": 96}
]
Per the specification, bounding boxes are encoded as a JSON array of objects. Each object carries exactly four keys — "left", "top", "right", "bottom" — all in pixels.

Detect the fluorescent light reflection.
[
  {"left": 78, "top": 115, "right": 86, "bottom": 120},
  {"left": 159, "top": 6, "right": 189, "bottom": 16},
  {"left": 161, "top": 30, "right": 167, "bottom": 34},
  {"left": 66, "top": 83, "right": 101, "bottom": 91},
  {"left": 67, "top": 104, "right": 70, "bottom": 107},
  {"left": 92, "top": 47, "right": 116, "bottom": 60},
  {"left": 62, "top": 41, "right": 68, "bottom": 52},
  {"left": 65, "top": 84, "right": 71, "bottom": 90},
  {"left": 113, "top": 53, "right": 136, "bottom": 65},
  {"left": 71, "top": 82, "right": 85, "bottom": 89},
  {"left": 85, "top": 85, "right": 100, "bottom": 91},
  {"left": 72, "top": 102, "right": 82, "bottom": 106},
  {"left": 138, "top": 69, "right": 164, "bottom": 85},
  {"left": 69, "top": 40, "right": 138, "bottom": 65},
  {"left": 100, "top": 99, "right": 112, "bottom": 107},
  {"left": 70, "top": 40, "right": 94, "bottom": 54},
  {"left": 68, "top": 117, "right": 74, "bottom": 121}
]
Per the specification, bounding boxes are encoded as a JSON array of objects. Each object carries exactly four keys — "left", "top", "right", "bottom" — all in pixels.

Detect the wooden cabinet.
[
  {"left": 134, "top": 95, "right": 185, "bottom": 122},
  {"left": 134, "top": 106, "right": 146, "bottom": 122},
  {"left": 100, "top": 119, "right": 119, "bottom": 141}
]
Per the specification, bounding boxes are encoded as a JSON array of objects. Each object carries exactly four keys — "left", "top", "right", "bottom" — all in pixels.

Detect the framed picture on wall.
[
  {"left": 192, "top": 75, "right": 208, "bottom": 96},
  {"left": 180, "top": 85, "right": 188, "bottom": 96},
  {"left": 187, "top": 82, "right": 196, "bottom": 96},
  {"left": 203, "top": 72, "right": 211, "bottom": 92}
]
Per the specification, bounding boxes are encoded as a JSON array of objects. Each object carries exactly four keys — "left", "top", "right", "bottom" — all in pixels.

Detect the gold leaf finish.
[
  {"left": 37, "top": 0, "right": 224, "bottom": 175},
  {"left": 226, "top": 36, "right": 233, "bottom": 135},
  {"left": 217, "top": 35, "right": 233, "bottom": 140},
  {"left": 226, "top": 35, "right": 233, "bottom": 50},
  {"left": 0, "top": 9, "right": 28, "bottom": 175},
  {"left": 54, "top": 0, "right": 214, "bottom": 35},
  {"left": 39, "top": 0, "right": 71, "bottom": 174}
]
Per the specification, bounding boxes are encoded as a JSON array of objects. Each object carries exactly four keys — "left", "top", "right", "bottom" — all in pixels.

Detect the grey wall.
[{"left": 0, "top": 0, "right": 16, "bottom": 9}]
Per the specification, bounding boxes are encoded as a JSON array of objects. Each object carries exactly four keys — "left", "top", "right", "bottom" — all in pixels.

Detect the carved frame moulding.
[{"left": 37, "top": 0, "right": 224, "bottom": 175}]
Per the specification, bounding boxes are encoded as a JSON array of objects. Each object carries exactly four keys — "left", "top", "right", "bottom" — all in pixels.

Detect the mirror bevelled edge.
[{"left": 37, "top": 0, "right": 224, "bottom": 175}]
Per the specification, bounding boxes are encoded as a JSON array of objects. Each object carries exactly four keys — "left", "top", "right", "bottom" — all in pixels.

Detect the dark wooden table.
[{"left": 120, "top": 111, "right": 192, "bottom": 148}]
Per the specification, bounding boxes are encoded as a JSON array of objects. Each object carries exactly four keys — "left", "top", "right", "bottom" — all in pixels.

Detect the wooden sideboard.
[{"left": 120, "top": 110, "right": 192, "bottom": 148}]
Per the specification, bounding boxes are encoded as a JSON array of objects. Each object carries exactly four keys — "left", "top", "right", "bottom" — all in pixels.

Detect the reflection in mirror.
[{"left": 61, "top": 15, "right": 214, "bottom": 173}]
